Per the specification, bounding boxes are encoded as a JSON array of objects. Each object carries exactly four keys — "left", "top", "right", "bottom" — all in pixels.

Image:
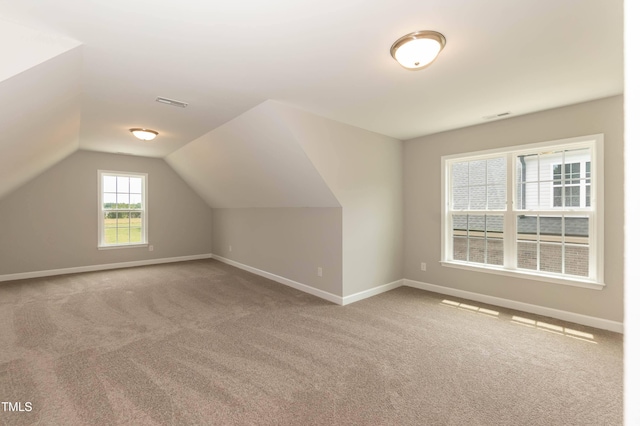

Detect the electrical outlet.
[
  {"left": 149, "top": 245, "right": 154, "bottom": 252},
  {"left": 420, "top": 262, "right": 426, "bottom": 271},
  {"left": 317, "top": 267, "right": 323, "bottom": 277}
]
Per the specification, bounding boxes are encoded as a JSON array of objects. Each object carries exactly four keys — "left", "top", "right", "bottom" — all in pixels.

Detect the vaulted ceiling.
[{"left": 0, "top": 0, "right": 623, "bottom": 200}]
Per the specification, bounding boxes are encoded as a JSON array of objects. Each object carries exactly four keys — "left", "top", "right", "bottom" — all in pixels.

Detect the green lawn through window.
[{"left": 103, "top": 217, "right": 142, "bottom": 244}]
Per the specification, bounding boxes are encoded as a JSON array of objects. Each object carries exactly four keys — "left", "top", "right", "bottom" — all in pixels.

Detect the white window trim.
[
  {"left": 98, "top": 170, "right": 149, "bottom": 249},
  {"left": 440, "top": 134, "right": 604, "bottom": 289}
]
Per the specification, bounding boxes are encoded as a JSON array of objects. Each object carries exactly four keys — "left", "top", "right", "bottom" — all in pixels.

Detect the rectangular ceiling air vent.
[
  {"left": 155, "top": 96, "right": 188, "bottom": 108},
  {"left": 483, "top": 111, "right": 511, "bottom": 120}
]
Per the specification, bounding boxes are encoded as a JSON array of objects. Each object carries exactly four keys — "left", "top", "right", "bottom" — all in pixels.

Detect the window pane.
[
  {"left": 487, "top": 215, "right": 504, "bottom": 266},
  {"left": 104, "top": 229, "right": 117, "bottom": 244},
  {"left": 103, "top": 212, "right": 117, "bottom": 244},
  {"left": 553, "top": 186, "right": 562, "bottom": 207},
  {"left": 103, "top": 212, "right": 117, "bottom": 228},
  {"left": 469, "top": 160, "right": 486, "bottom": 186},
  {"left": 487, "top": 157, "right": 506, "bottom": 184},
  {"left": 130, "top": 227, "right": 142, "bottom": 243},
  {"left": 451, "top": 214, "right": 504, "bottom": 266},
  {"left": 469, "top": 238, "right": 485, "bottom": 264},
  {"left": 487, "top": 185, "right": 506, "bottom": 209},
  {"left": 453, "top": 237, "right": 468, "bottom": 261},
  {"left": 565, "top": 245, "right": 589, "bottom": 277},
  {"left": 538, "top": 181, "right": 554, "bottom": 209},
  {"left": 486, "top": 215, "right": 501, "bottom": 233},
  {"left": 565, "top": 217, "right": 589, "bottom": 240},
  {"left": 452, "top": 186, "right": 469, "bottom": 210},
  {"left": 568, "top": 163, "right": 580, "bottom": 184},
  {"left": 487, "top": 239, "right": 503, "bottom": 265},
  {"left": 516, "top": 182, "right": 524, "bottom": 209},
  {"left": 130, "top": 194, "right": 142, "bottom": 209},
  {"left": 469, "top": 185, "right": 486, "bottom": 209},
  {"left": 117, "top": 212, "right": 130, "bottom": 228},
  {"left": 117, "top": 193, "right": 130, "bottom": 208},
  {"left": 452, "top": 215, "right": 469, "bottom": 259},
  {"left": 117, "top": 176, "right": 129, "bottom": 193},
  {"left": 565, "top": 186, "right": 580, "bottom": 207},
  {"left": 539, "top": 216, "right": 562, "bottom": 242},
  {"left": 468, "top": 215, "right": 486, "bottom": 234},
  {"left": 452, "top": 214, "right": 472, "bottom": 262},
  {"left": 452, "top": 162, "right": 468, "bottom": 187},
  {"left": 518, "top": 182, "right": 540, "bottom": 209},
  {"left": 516, "top": 154, "right": 537, "bottom": 183},
  {"left": 103, "top": 193, "right": 117, "bottom": 209},
  {"left": 103, "top": 175, "right": 116, "bottom": 193},
  {"left": 518, "top": 242, "right": 538, "bottom": 270},
  {"left": 452, "top": 214, "right": 468, "bottom": 234},
  {"left": 117, "top": 227, "right": 130, "bottom": 244},
  {"left": 517, "top": 215, "right": 538, "bottom": 240},
  {"left": 540, "top": 243, "right": 563, "bottom": 273},
  {"left": 130, "top": 212, "right": 142, "bottom": 228},
  {"left": 130, "top": 177, "right": 142, "bottom": 194}
]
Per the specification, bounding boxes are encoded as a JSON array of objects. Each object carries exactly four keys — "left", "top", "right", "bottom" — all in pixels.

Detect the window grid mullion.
[
  {"left": 561, "top": 151, "right": 566, "bottom": 208},
  {"left": 505, "top": 153, "right": 516, "bottom": 269},
  {"left": 561, "top": 215, "right": 566, "bottom": 275}
]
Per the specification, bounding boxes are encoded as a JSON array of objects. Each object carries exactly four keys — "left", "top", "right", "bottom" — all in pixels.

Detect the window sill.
[
  {"left": 98, "top": 243, "right": 148, "bottom": 251},
  {"left": 440, "top": 260, "right": 605, "bottom": 290}
]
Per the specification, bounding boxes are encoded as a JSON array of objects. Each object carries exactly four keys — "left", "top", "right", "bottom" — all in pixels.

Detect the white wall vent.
[
  {"left": 156, "top": 97, "right": 188, "bottom": 108},
  {"left": 483, "top": 111, "right": 511, "bottom": 120}
]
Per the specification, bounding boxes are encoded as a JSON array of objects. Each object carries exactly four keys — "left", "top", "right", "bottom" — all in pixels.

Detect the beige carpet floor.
[{"left": 0, "top": 259, "right": 623, "bottom": 425}]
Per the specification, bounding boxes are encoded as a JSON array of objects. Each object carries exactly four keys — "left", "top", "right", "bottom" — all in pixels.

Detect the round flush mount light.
[
  {"left": 390, "top": 30, "right": 446, "bottom": 70},
  {"left": 129, "top": 128, "right": 158, "bottom": 141}
]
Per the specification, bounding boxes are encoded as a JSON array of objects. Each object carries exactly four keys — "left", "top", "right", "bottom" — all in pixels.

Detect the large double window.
[
  {"left": 98, "top": 171, "right": 148, "bottom": 248},
  {"left": 442, "top": 135, "right": 603, "bottom": 288}
]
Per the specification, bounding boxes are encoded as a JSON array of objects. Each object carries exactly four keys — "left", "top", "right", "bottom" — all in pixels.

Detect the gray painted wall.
[
  {"left": 211, "top": 208, "right": 342, "bottom": 296},
  {"left": 403, "top": 95, "right": 624, "bottom": 322},
  {"left": 0, "top": 150, "right": 212, "bottom": 275},
  {"left": 274, "top": 102, "right": 404, "bottom": 296}
]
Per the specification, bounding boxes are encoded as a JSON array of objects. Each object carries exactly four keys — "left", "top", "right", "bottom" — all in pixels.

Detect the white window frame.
[
  {"left": 441, "top": 134, "right": 604, "bottom": 289},
  {"left": 98, "top": 170, "right": 148, "bottom": 249}
]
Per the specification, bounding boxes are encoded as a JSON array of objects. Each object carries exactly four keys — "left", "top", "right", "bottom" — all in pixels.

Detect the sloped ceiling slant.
[
  {"left": 0, "top": 44, "right": 83, "bottom": 200},
  {"left": 165, "top": 101, "right": 340, "bottom": 209}
]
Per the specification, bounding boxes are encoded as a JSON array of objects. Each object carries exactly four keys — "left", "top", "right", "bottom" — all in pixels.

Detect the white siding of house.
[{"left": 522, "top": 150, "right": 590, "bottom": 210}]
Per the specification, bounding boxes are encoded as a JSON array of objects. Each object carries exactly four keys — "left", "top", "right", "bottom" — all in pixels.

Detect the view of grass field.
[{"left": 103, "top": 217, "right": 142, "bottom": 244}]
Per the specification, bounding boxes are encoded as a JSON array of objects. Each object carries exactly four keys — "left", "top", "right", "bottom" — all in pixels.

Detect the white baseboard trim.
[
  {"left": 2, "top": 255, "right": 622, "bottom": 333},
  {"left": 211, "top": 254, "right": 343, "bottom": 305},
  {"left": 404, "top": 279, "right": 624, "bottom": 333},
  {"left": 342, "top": 280, "right": 404, "bottom": 306},
  {"left": 0, "top": 254, "right": 213, "bottom": 283}
]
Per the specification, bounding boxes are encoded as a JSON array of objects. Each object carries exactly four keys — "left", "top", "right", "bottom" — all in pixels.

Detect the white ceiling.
[{"left": 0, "top": 0, "right": 623, "bottom": 159}]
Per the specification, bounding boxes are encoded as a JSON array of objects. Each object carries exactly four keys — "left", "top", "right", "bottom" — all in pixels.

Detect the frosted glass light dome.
[
  {"left": 390, "top": 31, "right": 446, "bottom": 70},
  {"left": 129, "top": 128, "right": 158, "bottom": 141}
]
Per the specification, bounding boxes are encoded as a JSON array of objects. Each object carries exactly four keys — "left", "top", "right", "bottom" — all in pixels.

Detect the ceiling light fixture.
[
  {"left": 129, "top": 128, "right": 159, "bottom": 141},
  {"left": 390, "top": 30, "right": 446, "bottom": 70}
]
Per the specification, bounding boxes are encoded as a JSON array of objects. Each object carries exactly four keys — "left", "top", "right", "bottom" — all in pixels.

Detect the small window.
[
  {"left": 98, "top": 171, "right": 148, "bottom": 248},
  {"left": 442, "top": 135, "right": 604, "bottom": 288}
]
